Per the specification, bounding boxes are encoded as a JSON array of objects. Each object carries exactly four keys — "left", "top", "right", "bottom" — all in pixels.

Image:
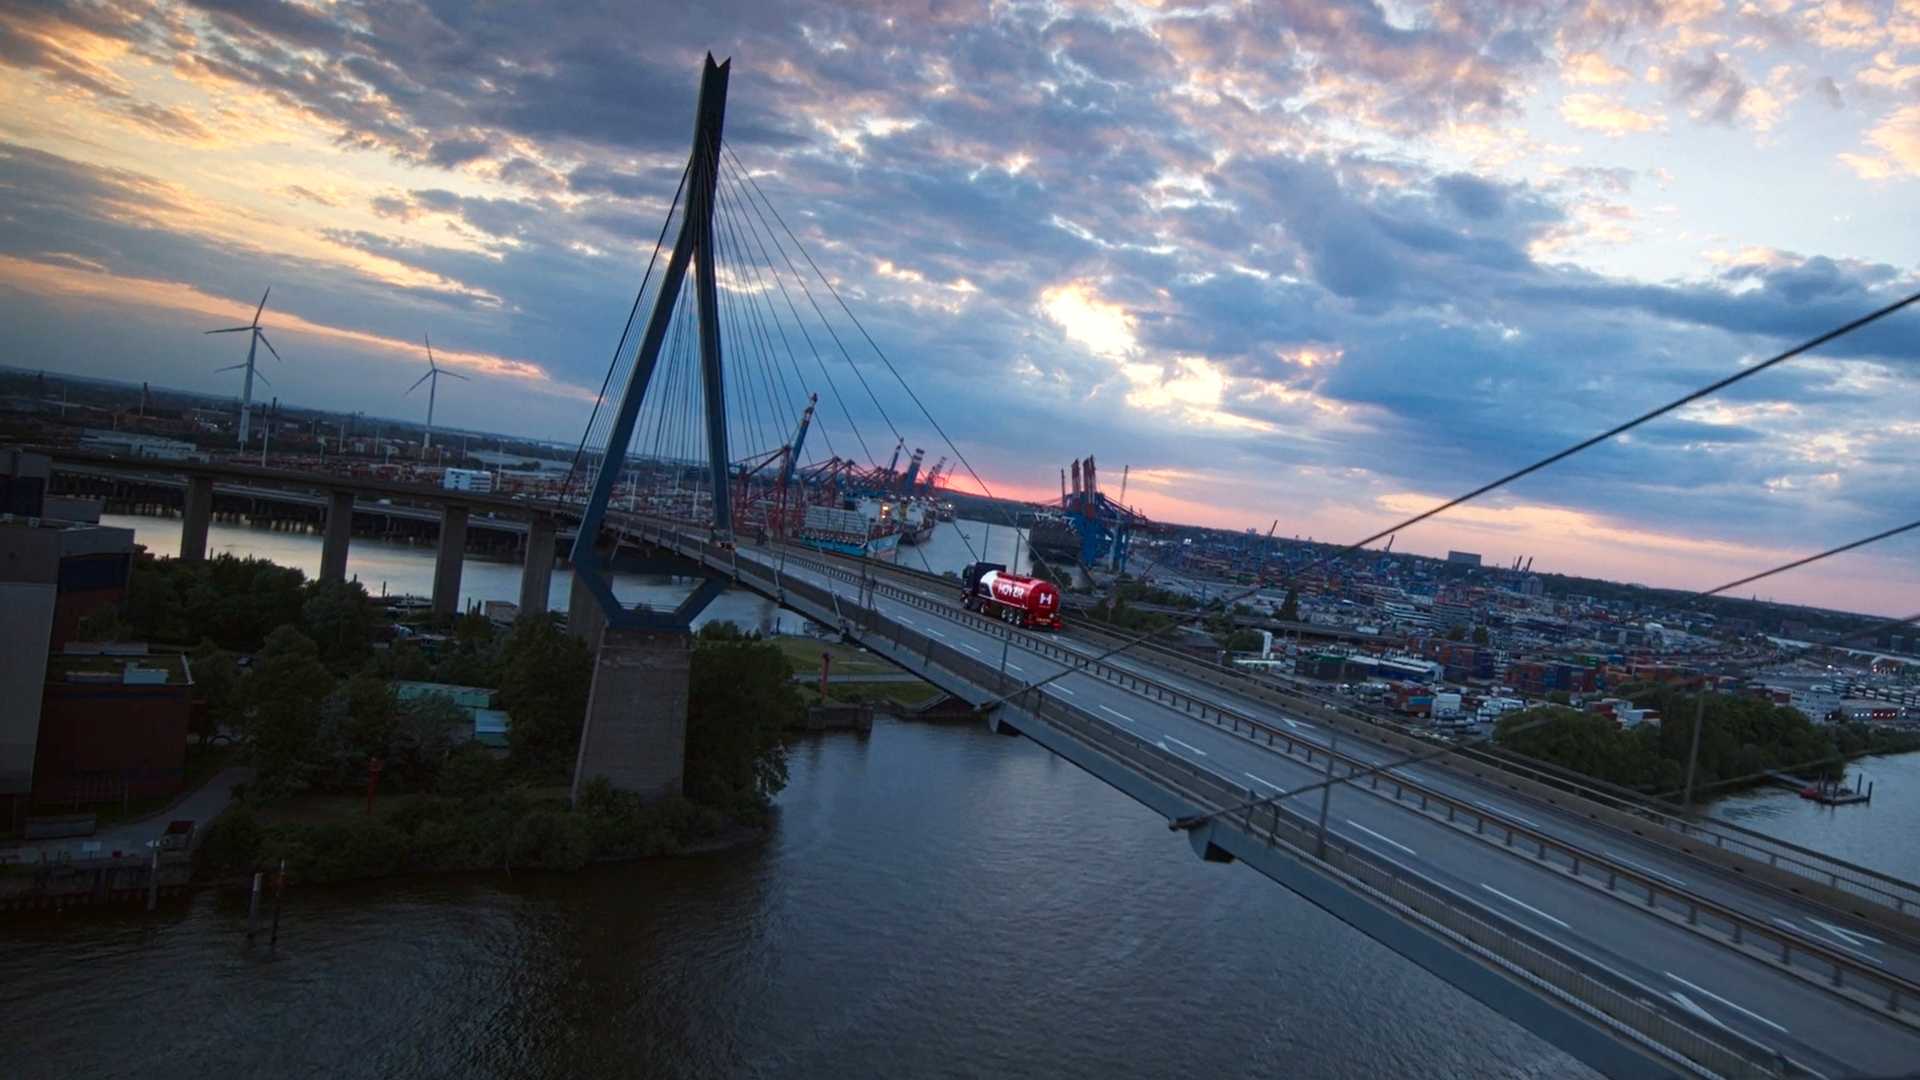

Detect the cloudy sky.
[{"left": 3, "top": 0, "right": 1918, "bottom": 614}]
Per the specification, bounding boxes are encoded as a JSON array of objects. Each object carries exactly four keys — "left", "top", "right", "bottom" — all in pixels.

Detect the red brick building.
[{"left": 31, "top": 652, "right": 193, "bottom": 807}]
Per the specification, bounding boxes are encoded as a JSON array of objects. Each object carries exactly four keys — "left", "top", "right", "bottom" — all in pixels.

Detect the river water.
[
  {"left": 98, "top": 512, "right": 1032, "bottom": 633},
  {"left": 10, "top": 512, "right": 1912, "bottom": 1077},
  {"left": 3, "top": 718, "right": 1582, "bottom": 1080}
]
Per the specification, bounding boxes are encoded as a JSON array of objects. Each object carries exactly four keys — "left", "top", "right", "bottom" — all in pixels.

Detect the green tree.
[
  {"left": 1445, "top": 625, "right": 1467, "bottom": 641},
  {"left": 241, "top": 626, "right": 337, "bottom": 798},
  {"left": 302, "top": 578, "right": 377, "bottom": 671},
  {"left": 499, "top": 615, "right": 593, "bottom": 779},
  {"left": 341, "top": 673, "right": 398, "bottom": 759},
  {"left": 391, "top": 693, "right": 466, "bottom": 783},
  {"left": 1223, "top": 628, "right": 1267, "bottom": 653},
  {"left": 1278, "top": 586, "right": 1299, "bottom": 622},
  {"left": 1471, "top": 625, "right": 1491, "bottom": 645},
  {"left": 685, "top": 622, "right": 798, "bottom": 819},
  {"left": 74, "top": 602, "right": 130, "bottom": 641},
  {"left": 189, "top": 639, "right": 242, "bottom": 734}
]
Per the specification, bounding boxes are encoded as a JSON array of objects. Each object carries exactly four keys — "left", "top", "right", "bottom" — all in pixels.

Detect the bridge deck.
[{"left": 624, "top": 517, "right": 1920, "bottom": 1080}]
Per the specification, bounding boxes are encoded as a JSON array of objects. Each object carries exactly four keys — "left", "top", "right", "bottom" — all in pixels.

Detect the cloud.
[
  {"left": 1560, "top": 93, "right": 1664, "bottom": 135},
  {"left": 1563, "top": 51, "right": 1629, "bottom": 86},
  {"left": 1, "top": 0, "right": 1917, "bottom": 612},
  {"left": 1840, "top": 104, "right": 1920, "bottom": 179},
  {"left": 1665, "top": 52, "right": 1748, "bottom": 125}
]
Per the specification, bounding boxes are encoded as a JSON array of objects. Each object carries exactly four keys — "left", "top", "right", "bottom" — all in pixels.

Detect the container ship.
[{"left": 794, "top": 500, "right": 901, "bottom": 559}]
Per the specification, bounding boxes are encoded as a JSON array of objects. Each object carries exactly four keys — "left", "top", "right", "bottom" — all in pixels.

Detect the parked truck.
[{"left": 959, "top": 563, "right": 1063, "bottom": 630}]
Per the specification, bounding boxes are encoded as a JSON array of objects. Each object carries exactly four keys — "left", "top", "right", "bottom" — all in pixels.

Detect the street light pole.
[
  {"left": 1314, "top": 728, "right": 1339, "bottom": 859},
  {"left": 1682, "top": 680, "right": 1710, "bottom": 806}
]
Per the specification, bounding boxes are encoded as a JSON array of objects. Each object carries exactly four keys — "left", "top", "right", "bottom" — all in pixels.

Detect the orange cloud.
[
  {"left": 1560, "top": 93, "right": 1664, "bottom": 136},
  {"left": 0, "top": 254, "right": 590, "bottom": 398}
]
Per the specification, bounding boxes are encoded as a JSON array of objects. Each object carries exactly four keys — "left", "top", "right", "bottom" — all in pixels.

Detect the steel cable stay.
[
  {"left": 712, "top": 172, "right": 837, "bottom": 463},
  {"left": 972, "top": 288, "right": 1920, "bottom": 712},
  {"left": 718, "top": 150, "right": 903, "bottom": 446},
  {"left": 717, "top": 160, "right": 875, "bottom": 467},
  {"left": 721, "top": 143, "right": 1016, "bottom": 556},
  {"left": 557, "top": 159, "right": 691, "bottom": 511}
]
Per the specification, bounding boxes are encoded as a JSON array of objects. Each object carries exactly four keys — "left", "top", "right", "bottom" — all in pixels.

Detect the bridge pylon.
[{"left": 569, "top": 54, "right": 735, "bottom": 806}]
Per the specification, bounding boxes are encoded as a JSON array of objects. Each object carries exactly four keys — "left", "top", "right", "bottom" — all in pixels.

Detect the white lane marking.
[
  {"left": 1664, "top": 973, "right": 1789, "bottom": 1034},
  {"left": 1005, "top": 662, "right": 1025, "bottom": 673},
  {"left": 1480, "top": 884, "right": 1570, "bottom": 929},
  {"left": 1281, "top": 717, "right": 1302, "bottom": 730},
  {"left": 1246, "top": 773, "right": 1286, "bottom": 792},
  {"left": 1052, "top": 684, "right": 1075, "bottom": 696},
  {"left": 1773, "top": 918, "right": 1884, "bottom": 966},
  {"left": 1099, "top": 704, "right": 1136, "bottom": 725},
  {"left": 1162, "top": 736, "right": 1208, "bottom": 757},
  {"left": 1809, "top": 917, "right": 1882, "bottom": 948},
  {"left": 1608, "top": 852, "right": 1688, "bottom": 888},
  {"left": 959, "top": 642, "right": 982, "bottom": 654},
  {"left": 1346, "top": 820, "right": 1417, "bottom": 858},
  {"left": 924, "top": 627, "right": 947, "bottom": 638},
  {"left": 1669, "top": 991, "right": 1731, "bottom": 1032},
  {"left": 1473, "top": 800, "right": 1539, "bottom": 828}
]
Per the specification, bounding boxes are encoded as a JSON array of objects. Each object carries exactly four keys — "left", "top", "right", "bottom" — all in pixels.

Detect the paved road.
[
  {"left": 1, "top": 766, "right": 253, "bottom": 863},
  {"left": 744, "top": 542, "right": 1920, "bottom": 1078}
]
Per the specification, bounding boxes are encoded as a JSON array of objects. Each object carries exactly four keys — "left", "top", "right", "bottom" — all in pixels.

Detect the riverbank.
[{"left": 201, "top": 778, "right": 763, "bottom": 886}]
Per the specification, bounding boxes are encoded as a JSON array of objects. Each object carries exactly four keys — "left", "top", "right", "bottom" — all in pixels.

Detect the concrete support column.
[
  {"left": 180, "top": 475, "right": 213, "bottom": 561},
  {"left": 571, "top": 627, "right": 689, "bottom": 805},
  {"left": 567, "top": 565, "right": 606, "bottom": 646},
  {"left": 319, "top": 489, "right": 354, "bottom": 583},
  {"left": 431, "top": 503, "right": 469, "bottom": 618},
  {"left": 518, "top": 516, "right": 557, "bottom": 619}
]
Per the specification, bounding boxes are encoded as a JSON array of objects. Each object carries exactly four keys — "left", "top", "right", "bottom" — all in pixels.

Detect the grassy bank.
[{"left": 200, "top": 778, "right": 749, "bottom": 885}]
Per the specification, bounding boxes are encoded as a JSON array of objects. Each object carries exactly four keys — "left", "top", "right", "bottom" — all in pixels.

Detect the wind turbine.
[
  {"left": 205, "top": 287, "right": 281, "bottom": 447},
  {"left": 407, "top": 332, "right": 468, "bottom": 458}
]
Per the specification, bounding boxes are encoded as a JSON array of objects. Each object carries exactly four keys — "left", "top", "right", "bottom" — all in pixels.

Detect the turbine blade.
[
  {"left": 257, "top": 331, "right": 282, "bottom": 361},
  {"left": 253, "top": 369, "right": 273, "bottom": 388},
  {"left": 214, "top": 363, "right": 247, "bottom": 373},
  {"left": 406, "top": 371, "right": 433, "bottom": 394},
  {"left": 205, "top": 326, "right": 251, "bottom": 334},
  {"left": 424, "top": 332, "right": 436, "bottom": 371},
  {"left": 253, "top": 286, "right": 270, "bottom": 327},
  {"left": 443, "top": 370, "right": 470, "bottom": 381}
]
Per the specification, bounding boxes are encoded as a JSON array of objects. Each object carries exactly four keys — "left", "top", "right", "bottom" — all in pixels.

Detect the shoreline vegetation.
[
  {"left": 1494, "top": 683, "right": 1920, "bottom": 801},
  {"left": 78, "top": 553, "right": 806, "bottom": 888}
]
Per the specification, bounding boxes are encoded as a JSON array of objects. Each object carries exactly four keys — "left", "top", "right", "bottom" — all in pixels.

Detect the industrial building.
[{"left": 0, "top": 451, "right": 188, "bottom": 829}]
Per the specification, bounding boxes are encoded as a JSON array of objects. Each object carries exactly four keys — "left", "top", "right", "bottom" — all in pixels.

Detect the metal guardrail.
[
  {"left": 1059, "top": 620, "right": 1920, "bottom": 920},
  {"left": 634, "top": 521, "right": 1817, "bottom": 1076},
  {"left": 692, "top": 534, "right": 1920, "bottom": 1020},
  {"left": 806, "top": 547, "right": 1920, "bottom": 922}
]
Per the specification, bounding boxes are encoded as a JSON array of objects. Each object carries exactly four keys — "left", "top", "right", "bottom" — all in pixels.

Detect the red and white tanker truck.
[{"left": 959, "top": 563, "right": 1063, "bottom": 630}]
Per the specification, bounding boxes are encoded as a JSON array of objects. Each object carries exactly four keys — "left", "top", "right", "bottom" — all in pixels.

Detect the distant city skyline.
[{"left": 1, "top": 1, "right": 1916, "bottom": 615}]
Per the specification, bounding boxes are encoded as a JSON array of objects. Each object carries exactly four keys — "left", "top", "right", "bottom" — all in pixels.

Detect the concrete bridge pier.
[
  {"left": 518, "top": 515, "right": 556, "bottom": 618},
  {"left": 431, "top": 503, "right": 469, "bottom": 618},
  {"left": 180, "top": 475, "right": 213, "bottom": 561},
  {"left": 567, "top": 563, "right": 606, "bottom": 646},
  {"left": 319, "top": 489, "right": 354, "bottom": 583},
  {"left": 571, "top": 627, "right": 690, "bottom": 805}
]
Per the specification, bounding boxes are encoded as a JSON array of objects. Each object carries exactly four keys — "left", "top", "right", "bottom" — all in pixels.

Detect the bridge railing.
[
  {"left": 1056, "top": 618, "right": 1920, "bottom": 920},
  {"left": 807, "top": 546, "right": 1920, "bottom": 923},
  {"left": 636, "top": 523, "right": 1801, "bottom": 1077}
]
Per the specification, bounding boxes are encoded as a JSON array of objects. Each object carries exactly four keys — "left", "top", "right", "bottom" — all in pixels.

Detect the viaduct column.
[
  {"left": 180, "top": 475, "right": 213, "bottom": 561},
  {"left": 319, "top": 489, "right": 354, "bottom": 583},
  {"left": 431, "top": 503, "right": 469, "bottom": 618},
  {"left": 518, "top": 515, "right": 557, "bottom": 618}
]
